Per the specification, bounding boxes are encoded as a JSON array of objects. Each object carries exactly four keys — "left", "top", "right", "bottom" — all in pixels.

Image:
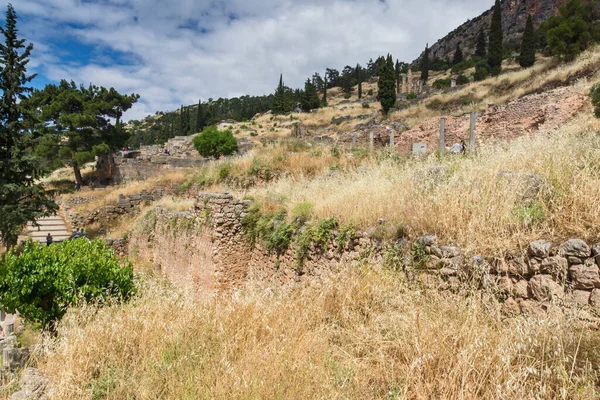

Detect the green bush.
[
  {"left": 193, "top": 126, "right": 238, "bottom": 159},
  {"left": 591, "top": 82, "right": 600, "bottom": 118},
  {"left": 456, "top": 74, "right": 470, "bottom": 85},
  {"left": 0, "top": 240, "right": 135, "bottom": 328},
  {"left": 362, "top": 102, "right": 370, "bottom": 108},
  {"left": 432, "top": 79, "right": 452, "bottom": 89},
  {"left": 343, "top": 93, "right": 352, "bottom": 99},
  {"left": 450, "top": 59, "right": 475, "bottom": 74},
  {"left": 406, "top": 92, "right": 417, "bottom": 100},
  {"left": 367, "top": 89, "right": 374, "bottom": 96}
]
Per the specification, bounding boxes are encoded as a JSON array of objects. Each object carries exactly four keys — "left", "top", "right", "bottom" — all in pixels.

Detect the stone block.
[
  {"left": 502, "top": 297, "right": 521, "bottom": 317},
  {"left": 540, "top": 256, "right": 568, "bottom": 280},
  {"left": 439, "top": 246, "right": 460, "bottom": 258},
  {"left": 529, "top": 274, "right": 564, "bottom": 301},
  {"left": 512, "top": 280, "right": 530, "bottom": 299},
  {"left": 528, "top": 240, "right": 552, "bottom": 259},
  {"left": 590, "top": 289, "right": 600, "bottom": 311},
  {"left": 565, "top": 290, "right": 591, "bottom": 307},
  {"left": 592, "top": 243, "right": 600, "bottom": 267},
  {"left": 558, "top": 239, "right": 590, "bottom": 259},
  {"left": 569, "top": 264, "right": 600, "bottom": 290}
]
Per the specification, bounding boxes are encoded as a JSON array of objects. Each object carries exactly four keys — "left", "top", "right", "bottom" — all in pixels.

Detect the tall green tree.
[
  {"left": 356, "top": 64, "right": 362, "bottom": 99},
  {"left": 488, "top": 0, "right": 504, "bottom": 75},
  {"left": 395, "top": 60, "right": 401, "bottom": 93},
  {"left": 519, "top": 15, "right": 536, "bottom": 68},
  {"left": 379, "top": 54, "right": 396, "bottom": 114},
  {"left": 420, "top": 44, "right": 430, "bottom": 83},
  {"left": 272, "top": 74, "right": 288, "bottom": 114},
  {"left": 195, "top": 99, "right": 205, "bottom": 133},
  {"left": 591, "top": 81, "right": 600, "bottom": 118},
  {"left": 0, "top": 4, "right": 57, "bottom": 248},
  {"left": 452, "top": 44, "right": 463, "bottom": 65},
  {"left": 30, "top": 81, "right": 139, "bottom": 186},
  {"left": 475, "top": 26, "right": 487, "bottom": 57},
  {"left": 322, "top": 77, "right": 328, "bottom": 107},
  {"left": 543, "top": 0, "right": 599, "bottom": 62},
  {"left": 300, "top": 79, "right": 320, "bottom": 112}
]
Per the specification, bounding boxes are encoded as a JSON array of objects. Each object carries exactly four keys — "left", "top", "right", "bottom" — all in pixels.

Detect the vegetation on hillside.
[
  {"left": 193, "top": 126, "right": 238, "bottom": 159},
  {"left": 0, "top": 4, "right": 57, "bottom": 249}
]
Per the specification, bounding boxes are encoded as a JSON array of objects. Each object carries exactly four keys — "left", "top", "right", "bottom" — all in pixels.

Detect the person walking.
[{"left": 46, "top": 233, "right": 53, "bottom": 246}]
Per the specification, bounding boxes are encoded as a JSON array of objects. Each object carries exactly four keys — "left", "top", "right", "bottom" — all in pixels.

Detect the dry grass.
[
  {"left": 35, "top": 268, "right": 600, "bottom": 399},
  {"left": 62, "top": 170, "right": 192, "bottom": 214},
  {"left": 391, "top": 47, "right": 600, "bottom": 126},
  {"left": 247, "top": 113, "right": 600, "bottom": 255}
]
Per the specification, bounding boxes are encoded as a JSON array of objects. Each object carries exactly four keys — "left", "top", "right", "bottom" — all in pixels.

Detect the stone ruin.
[{"left": 401, "top": 69, "right": 424, "bottom": 95}]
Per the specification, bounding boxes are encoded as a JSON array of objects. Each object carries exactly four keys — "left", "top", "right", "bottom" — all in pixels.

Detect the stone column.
[
  {"left": 439, "top": 117, "right": 445, "bottom": 153},
  {"left": 451, "top": 79, "right": 456, "bottom": 88},
  {"left": 369, "top": 131, "right": 374, "bottom": 152},
  {"left": 469, "top": 112, "right": 477, "bottom": 152},
  {"left": 389, "top": 130, "right": 394, "bottom": 147},
  {"left": 352, "top": 133, "right": 356, "bottom": 148}
]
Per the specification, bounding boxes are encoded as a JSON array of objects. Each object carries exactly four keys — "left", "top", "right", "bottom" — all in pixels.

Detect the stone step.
[
  {"left": 27, "top": 226, "right": 69, "bottom": 232},
  {"left": 27, "top": 221, "right": 66, "bottom": 227},
  {"left": 29, "top": 231, "right": 71, "bottom": 238}
]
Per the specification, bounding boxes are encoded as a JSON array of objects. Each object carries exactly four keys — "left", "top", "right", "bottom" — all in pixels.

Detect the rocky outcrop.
[{"left": 415, "top": 0, "right": 572, "bottom": 63}]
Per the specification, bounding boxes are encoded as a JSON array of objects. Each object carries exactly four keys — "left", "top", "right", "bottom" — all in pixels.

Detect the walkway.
[{"left": 25, "top": 215, "right": 71, "bottom": 244}]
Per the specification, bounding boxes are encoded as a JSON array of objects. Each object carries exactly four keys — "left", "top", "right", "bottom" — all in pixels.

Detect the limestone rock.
[
  {"left": 498, "top": 276, "right": 513, "bottom": 298},
  {"left": 10, "top": 368, "right": 49, "bottom": 400},
  {"left": 558, "top": 239, "right": 590, "bottom": 260},
  {"left": 540, "top": 256, "right": 568, "bottom": 281},
  {"left": 519, "top": 299, "right": 547, "bottom": 319},
  {"left": 528, "top": 240, "right": 552, "bottom": 259},
  {"left": 565, "top": 290, "right": 591, "bottom": 307},
  {"left": 507, "top": 257, "right": 529, "bottom": 276},
  {"left": 569, "top": 264, "right": 600, "bottom": 290},
  {"left": 529, "top": 274, "right": 564, "bottom": 302},
  {"left": 439, "top": 246, "right": 461, "bottom": 258},
  {"left": 502, "top": 297, "right": 521, "bottom": 317},
  {"left": 592, "top": 243, "right": 600, "bottom": 267},
  {"left": 590, "top": 289, "right": 600, "bottom": 312},
  {"left": 512, "top": 280, "right": 530, "bottom": 299}
]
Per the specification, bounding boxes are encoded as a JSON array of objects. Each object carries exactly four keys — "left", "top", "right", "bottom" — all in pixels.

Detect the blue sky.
[{"left": 8, "top": 0, "right": 491, "bottom": 120}]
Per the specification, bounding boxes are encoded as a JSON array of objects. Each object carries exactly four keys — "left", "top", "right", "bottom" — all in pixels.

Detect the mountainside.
[{"left": 417, "top": 0, "right": 571, "bottom": 62}]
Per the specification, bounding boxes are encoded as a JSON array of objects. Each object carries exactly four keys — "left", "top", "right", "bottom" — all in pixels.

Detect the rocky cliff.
[{"left": 416, "top": 0, "right": 574, "bottom": 62}]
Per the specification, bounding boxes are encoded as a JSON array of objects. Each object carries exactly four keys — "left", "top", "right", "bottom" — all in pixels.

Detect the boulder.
[
  {"left": 558, "top": 239, "right": 590, "bottom": 260},
  {"left": 528, "top": 274, "right": 564, "bottom": 301},
  {"left": 519, "top": 299, "right": 547, "bottom": 318},
  {"left": 498, "top": 276, "right": 513, "bottom": 298},
  {"left": 569, "top": 264, "right": 600, "bottom": 290},
  {"left": 528, "top": 240, "right": 552, "bottom": 259},
  {"left": 417, "top": 235, "right": 437, "bottom": 247},
  {"left": 439, "top": 246, "right": 461, "bottom": 258},
  {"left": 507, "top": 257, "right": 529, "bottom": 276}
]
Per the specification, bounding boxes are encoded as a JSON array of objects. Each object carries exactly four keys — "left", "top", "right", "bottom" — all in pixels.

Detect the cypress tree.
[
  {"left": 452, "top": 44, "right": 463, "bottom": 65},
  {"left": 356, "top": 64, "right": 362, "bottom": 99},
  {"left": 273, "top": 74, "right": 286, "bottom": 114},
  {"left": 379, "top": 54, "right": 396, "bottom": 114},
  {"left": 395, "top": 60, "right": 401, "bottom": 93},
  {"left": 0, "top": 4, "right": 57, "bottom": 248},
  {"left": 475, "top": 26, "right": 487, "bottom": 57},
  {"left": 179, "top": 105, "right": 184, "bottom": 135},
  {"left": 322, "top": 76, "right": 328, "bottom": 107},
  {"left": 420, "top": 44, "right": 430, "bottom": 83},
  {"left": 300, "top": 79, "right": 320, "bottom": 112},
  {"left": 195, "top": 99, "right": 202, "bottom": 133},
  {"left": 519, "top": 15, "right": 536, "bottom": 68},
  {"left": 488, "top": 0, "right": 503, "bottom": 75}
]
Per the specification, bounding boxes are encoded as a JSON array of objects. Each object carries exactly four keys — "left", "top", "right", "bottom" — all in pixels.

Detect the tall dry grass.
[
  {"left": 36, "top": 268, "right": 600, "bottom": 399},
  {"left": 247, "top": 113, "right": 600, "bottom": 255}
]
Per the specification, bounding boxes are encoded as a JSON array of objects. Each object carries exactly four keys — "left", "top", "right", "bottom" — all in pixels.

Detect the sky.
[{"left": 8, "top": 0, "right": 492, "bottom": 121}]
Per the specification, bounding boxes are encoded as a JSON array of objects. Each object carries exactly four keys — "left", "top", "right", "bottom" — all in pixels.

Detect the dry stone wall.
[{"left": 130, "top": 192, "right": 600, "bottom": 320}]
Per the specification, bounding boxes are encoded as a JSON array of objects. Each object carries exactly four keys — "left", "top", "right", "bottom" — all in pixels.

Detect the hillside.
[{"left": 416, "top": 0, "right": 571, "bottom": 62}]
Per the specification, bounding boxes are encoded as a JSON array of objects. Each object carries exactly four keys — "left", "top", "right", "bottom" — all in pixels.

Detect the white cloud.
[{"left": 8, "top": 0, "right": 492, "bottom": 120}]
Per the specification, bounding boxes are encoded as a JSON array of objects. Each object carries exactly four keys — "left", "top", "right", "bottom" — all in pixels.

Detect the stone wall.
[
  {"left": 130, "top": 192, "right": 600, "bottom": 320},
  {"left": 67, "top": 185, "right": 178, "bottom": 228}
]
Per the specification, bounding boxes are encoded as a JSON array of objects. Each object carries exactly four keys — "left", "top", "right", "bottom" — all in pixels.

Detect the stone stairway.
[{"left": 25, "top": 215, "right": 71, "bottom": 243}]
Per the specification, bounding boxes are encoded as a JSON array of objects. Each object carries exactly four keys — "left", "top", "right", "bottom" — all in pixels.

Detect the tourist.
[{"left": 46, "top": 233, "right": 53, "bottom": 246}]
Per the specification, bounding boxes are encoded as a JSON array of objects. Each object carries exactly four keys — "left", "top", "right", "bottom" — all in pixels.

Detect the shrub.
[
  {"left": 362, "top": 102, "right": 370, "bottom": 108},
  {"left": 591, "top": 82, "right": 600, "bottom": 118},
  {"left": 432, "top": 79, "right": 452, "bottom": 89},
  {"left": 451, "top": 59, "right": 475, "bottom": 74},
  {"left": 406, "top": 92, "right": 417, "bottom": 100},
  {"left": 193, "top": 126, "right": 238, "bottom": 159},
  {"left": 0, "top": 240, "right": 135, "bottom": 329},
  {"left": 343, "top": 93, "right": 352, "bottom": 99},
  {"left": 367, "top": 89, "right": 374, "bottom": 96},
  {"left": 456, "top": 74, "right": 470, "bottom": 85}
]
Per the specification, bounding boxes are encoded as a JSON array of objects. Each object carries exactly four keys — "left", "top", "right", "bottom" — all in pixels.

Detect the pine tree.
[
  {"left": 475, "top": 26, "right": 487, "bottom": 57},
  {"left": 452, "top": 44, "right": 463, "bottom": 65},
  {"left": 0, "top": 4, "right": 57, "bottom": 248},
  {"left": 379, "top": 54, "right": 396, "bottom": 114},
  {"left": 356, "top": 64, "right": 362, "bottom": 99},
  {"left": 488, "top": 0, "right": 503, "bottom": 75},
  {"left": 300, "top": 79, "right": 320, "bottom": 112},
  {"left": 420, "top": 44, "right": 430, "bottom": 83},
  {"left": 519, "top": 15, "right": 536, "bottom": 68}
]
